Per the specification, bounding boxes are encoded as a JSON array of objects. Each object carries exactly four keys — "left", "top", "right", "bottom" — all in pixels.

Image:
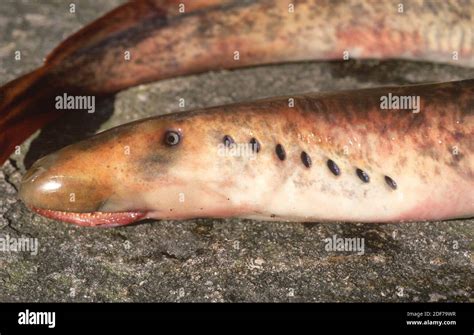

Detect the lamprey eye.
[{"left": 164, "top": 130, "right": 181, "bottom": 146}]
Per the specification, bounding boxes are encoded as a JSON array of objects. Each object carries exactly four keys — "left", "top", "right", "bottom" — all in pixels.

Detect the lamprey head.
[{"left": 20, "top": 109, "right": 258, "bottom": 227}]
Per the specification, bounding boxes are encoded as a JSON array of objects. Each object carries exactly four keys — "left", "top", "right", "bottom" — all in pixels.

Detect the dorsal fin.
[{"left": 46, "top": 0, "right": 235, "bottom": 66}]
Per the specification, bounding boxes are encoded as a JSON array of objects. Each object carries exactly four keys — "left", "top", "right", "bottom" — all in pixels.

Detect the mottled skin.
[
  {"left": 20, "top": 79, "right": 474, "bottom": 225},
  {"left": 1, "top": 0, "right": 472, "bottom": 163}
]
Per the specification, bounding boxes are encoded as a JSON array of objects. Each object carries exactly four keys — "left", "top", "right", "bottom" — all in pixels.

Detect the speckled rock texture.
[{"left": 0, "top": 1, "right": 472, "bottom": 302}]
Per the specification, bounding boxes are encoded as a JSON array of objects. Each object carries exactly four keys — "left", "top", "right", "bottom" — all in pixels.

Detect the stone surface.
[{"left": 0, "top": 1, "right": 472, "bottom": 302}]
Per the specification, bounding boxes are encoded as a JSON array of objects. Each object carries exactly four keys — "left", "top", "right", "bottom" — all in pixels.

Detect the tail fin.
[
  {"left": 0, "top": 0, "right": 234, "bottom": 165},
  {"left": 0, "top": 66, "right": 65, "bottom": 164}
]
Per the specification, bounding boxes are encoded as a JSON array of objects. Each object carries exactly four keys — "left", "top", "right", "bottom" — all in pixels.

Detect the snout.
[
  {"left": 20, "top": 151, "right": 112, "bottom": 213},
  {"left": 19, "top": 150, "right": 147, "bottom": 227}
]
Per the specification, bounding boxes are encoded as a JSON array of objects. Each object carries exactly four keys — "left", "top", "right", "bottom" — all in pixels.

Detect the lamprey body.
[{"left": 20, "top": 80, "right": 474, "bottom": 226}]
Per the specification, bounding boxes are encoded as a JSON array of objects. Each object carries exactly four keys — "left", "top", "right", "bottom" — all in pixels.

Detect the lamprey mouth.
[{"left": 31, "top": 207, "right": 147, "bottom": 227}]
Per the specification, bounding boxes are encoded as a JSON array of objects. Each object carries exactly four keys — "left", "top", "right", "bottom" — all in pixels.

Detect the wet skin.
[
  {"left": 1, "top": 0, "right": 473, "bottom": 163},
  {"left": 20, "top": 80, "right": 474, "bottom": 226}
]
